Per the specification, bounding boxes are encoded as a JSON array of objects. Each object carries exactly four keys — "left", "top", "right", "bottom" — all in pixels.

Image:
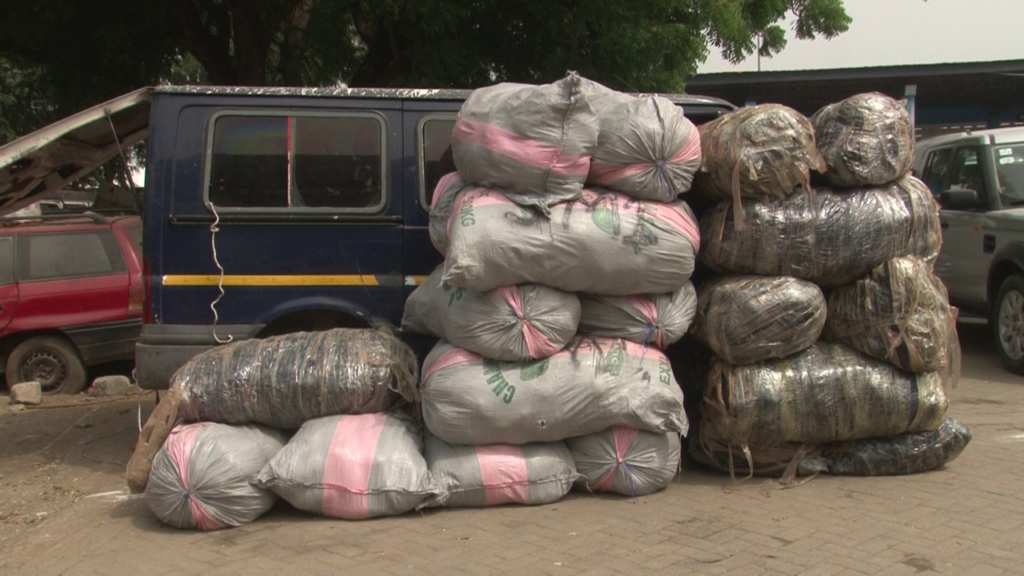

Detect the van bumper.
[{"left": 135, "top": 324, "right": 261, "bottom": 389}]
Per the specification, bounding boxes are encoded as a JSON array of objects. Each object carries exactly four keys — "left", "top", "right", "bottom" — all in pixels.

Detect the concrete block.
[
  {"left": 10, "top": 381, "right": 42, "bottom": 405},
  {"left": 89, "top": 375, "right": 136, "bottom": 397}
]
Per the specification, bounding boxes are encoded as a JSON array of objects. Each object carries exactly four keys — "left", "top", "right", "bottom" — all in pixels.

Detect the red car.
[{"left": 0, "top": 212, "right": 143, "bottom": 394}]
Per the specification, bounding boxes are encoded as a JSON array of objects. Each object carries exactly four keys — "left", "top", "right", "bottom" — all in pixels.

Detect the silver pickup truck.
[{"left": 913, "top": 126, "right": 1024, "bottom": 375}]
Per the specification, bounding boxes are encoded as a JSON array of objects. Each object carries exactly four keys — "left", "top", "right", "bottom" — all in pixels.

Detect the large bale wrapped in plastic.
[
  {"left": 688, "top": 424, "right": 813, "bottom": 478},
  {"left": 421, "top": 338, "right": 687, "bottom": 445},
  {"left": 423, "top": 435, "right": 576, "bottom": 508},
  {"left": 826, "top": 257, "right": 959, "bottom": 374},
  {"left": 145, "top": 423, "right": 288, "bottom": 530},
  {"left": 703, "top": 342, "right": 948, "bottom": 448},
  {"left": 812, "top": 92, "right": 915, "bottom": 188},
  {"left": 583, "top": 87, "right": 701, "bottom": 201},
  {"left": 255, "top": 412, "right": 435, "bottom": 520},
  {"left": 451, "top": 72, "right": 599, "bottom": 214},
  {"left": 695, "top": 104, "right": 825, "bottom": 204},
  {"left": 810, "top": 417, "right": 971, "bottom": 476},
  {"left": 402, "top": 266, "right": 580, "bottom": 362},
  {"left": 691, "top": 276, "right": 826, "bottom": 365},
  {"left": 701, "top": 175, "right": 942, "bottom": 286},
  {"left": 441, "top": 186, "right": 700, "bottom": 294},
  {"left": 175, "top": 328, "right": 418, "bottom": 430},
  {"left": 567, "top": 427, "right": 680, "bottom": 497},
  {"left": 577, "top": 283, "right": 697, "bottom": 349}
]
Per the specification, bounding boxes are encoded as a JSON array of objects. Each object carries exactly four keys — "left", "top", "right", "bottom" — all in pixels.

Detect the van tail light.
[{"left": 142, "top": 256, "right": 153, "bottom": 323}]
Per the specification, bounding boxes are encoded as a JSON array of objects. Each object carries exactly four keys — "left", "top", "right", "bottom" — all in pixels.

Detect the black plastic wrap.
[
  {"left": 812, "top": 92, "right": 915, "bottom": 188},
  {"left": 826, "top": 257, "right": 959, "bottom": 375},
  {"left": 176, "top": 328, "right": 419, "bottom": 430},
  {"left": 814, "top": 417, "right": 971, "bottom": 476},
  {"left": 687, "top": 423, "right": 813, "bottom": 478},
  {"left": 702, "top": 342, "right": 948, "bottom": 448},
  {"left": 695, "top": 104, "right": 825, "bottom": 203},
  {"left": 700, "top": 175, "right": 942, "bottom": 286},
  {"left": 691, "top": 275, "right": 826, "bottom": 365}
]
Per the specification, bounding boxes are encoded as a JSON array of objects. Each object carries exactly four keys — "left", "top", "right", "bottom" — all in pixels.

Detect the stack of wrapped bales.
[
  {"left": 129, "top": 327, "right": 437, "bottom": 527},
  {"left": 404, "top": 73, "right": 702, "bottom": 501},
  {"left": 688, "top": 94, "right": 969, "bottom": 480}
]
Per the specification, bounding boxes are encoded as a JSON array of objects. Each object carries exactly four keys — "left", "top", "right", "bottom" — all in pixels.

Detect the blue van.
[{"left": 0, "top": 85, "right": 735, "bottom": 389}]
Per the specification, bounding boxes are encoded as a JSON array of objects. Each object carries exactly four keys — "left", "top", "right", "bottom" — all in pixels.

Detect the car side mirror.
[{"left": 940, "top": 188, "right": 984, "bottom": 210}]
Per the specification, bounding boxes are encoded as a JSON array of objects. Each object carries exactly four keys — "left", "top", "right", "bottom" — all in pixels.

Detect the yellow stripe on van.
[
  {"left": 404, "top": 275, "right": 430, "bottom": 286},
  {"left": 162, "top": 274, "right": 380, "bottom": 287}
]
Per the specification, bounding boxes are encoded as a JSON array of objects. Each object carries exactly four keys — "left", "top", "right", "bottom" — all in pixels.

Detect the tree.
[{"left": 0, "top": 0, "right": 851, "bottom": 137}]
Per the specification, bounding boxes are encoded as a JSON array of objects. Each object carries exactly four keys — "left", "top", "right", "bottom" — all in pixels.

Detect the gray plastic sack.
[
  {"left": 452, "top": 72, "right": 599, "bottom": 214},
  {"left": 567, "top": 427, "right": 680, "bottom": 497},
  {"left": 826, "top": 257, "right": 959, "bottom": 374},
  {"left": 583, "top": 85, "right": 701, "bottom": 201},
  {"left": 812, "top": 92, "right": 915, "bottom": 188},
  {"left": 145, "top": 423, "right": 288, "bottom": 530},
  {"left": 423, "top": 435, "right": 576, "bottom": 508},
  {"left": 695, "top": 104, "right": 825, "bottom": 205},
  {"left": 421, "top": 337, "right": 687, "bottom": 445},
  {"left": 701, "top": 175, "right": 942, "bottom": 286},
  {"left": 428, "top": 172, "right": 472, "bottom": 254},
  {"left": 402, "top": 266, "right": 580, "bottom": 362},
  {"left": 441, "top": 186, "right": 700, "bottom": 294},
  {"left": 691, "top": 275, "right": 826, "bottom": 365},
  {"left": 256, "top": 412, "right": 435, "bottom": 520},
  {"left": 577, "top": 283, "right": 697, "bottom": 349},
  {"left": 702, "top": 342, "right": 948, "bottom": 449},
  {"left": 176, "top": 328, "right": 418, "bottom": 430},
  {"left": 810, "top": 417, "right": 971, "bottom": 476}
]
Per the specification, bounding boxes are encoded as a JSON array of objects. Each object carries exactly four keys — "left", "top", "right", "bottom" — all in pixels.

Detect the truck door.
[{"left": 935, "top": 145, "right": 995, "bottom": 304}]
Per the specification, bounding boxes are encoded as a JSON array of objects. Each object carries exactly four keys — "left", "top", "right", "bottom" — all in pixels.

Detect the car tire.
[
  {"left": 993, "top": 274, "right": 1024, "bottom": 376},
  {"left": 5, "top": 336, "right": 88, "bottom": 395}
]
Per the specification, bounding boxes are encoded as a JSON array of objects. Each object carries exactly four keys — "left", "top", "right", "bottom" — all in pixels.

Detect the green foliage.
[{"left": 0, "top": 0, "right": 851, "bottom": 137}]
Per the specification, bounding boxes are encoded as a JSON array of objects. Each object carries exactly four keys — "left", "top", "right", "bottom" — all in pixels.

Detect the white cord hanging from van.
[{"left": 209, "top": 203, "right": 233, "bottom": 344}]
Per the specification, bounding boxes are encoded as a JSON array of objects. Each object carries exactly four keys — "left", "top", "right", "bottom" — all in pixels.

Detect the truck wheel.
[
  {"left": 994, "top": 274, "right": 1024, "bottom": 375},
  {"left": 5, "top": 336, "right": 88, "bottom": 395}
]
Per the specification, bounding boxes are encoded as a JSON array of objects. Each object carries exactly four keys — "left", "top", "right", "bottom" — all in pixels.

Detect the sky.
[{"left": 697, "top": 0, "right": 1024, "bottom": 74}]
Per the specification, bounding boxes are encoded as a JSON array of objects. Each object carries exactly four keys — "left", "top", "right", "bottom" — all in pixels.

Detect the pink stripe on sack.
[
  {"left": 589, "top": 126, "right": 702, "bottom": 185},
  {"left": 653, "top": 203, "right": 701, "bottom": 251},
  {"left": 476, "top": 444, "right": 531, "bottom": 505},
  {"left": 431, "top": 172, "right": 462, "bottom": 210},
  {"left": 424, "top": 347, "right": 484, "bottom": 381},
  {"left": 496, "top": 286, "right": 562, "bottom": 359},
  {"left": 621, "top": 295, "right": 664, "bottom": 349},
  {"left": 321, "top": 413, "right": 388, "bottom": 520},
  {"left": 453, "top": 117, "right": 591, "bottom": 177},
  {"left": 166, "top": 423, "right": 225, "bottom": 531},
  {"left": 592, "top": 427, "right": 639, "bottom": 492}
]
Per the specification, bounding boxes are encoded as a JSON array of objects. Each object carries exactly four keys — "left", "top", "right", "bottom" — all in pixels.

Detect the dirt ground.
[{"left": 0, "top": 360, "right": 149, "bottom": 547}]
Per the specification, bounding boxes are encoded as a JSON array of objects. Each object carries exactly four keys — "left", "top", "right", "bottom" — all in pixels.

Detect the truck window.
[
  {"left": 0, "top": 237, "right": 13, "bottom": 285},
  {"left": 418, "top": 115, "right": 457, "bottom": 210},
  {"left": 207, "top": 113, "right": 386, "bottom": 211},
  {"left": 921, "top": 148, "right": 952, "bottom": 196},
  {"left": 949, "top": 147, "right": 987, "bottom": 199},
  {"left": 18, "top": 231, "right": 126, "bottom": 281},
  {"left": 993, "top": 144, "right": 1024, "bottom": 208}
]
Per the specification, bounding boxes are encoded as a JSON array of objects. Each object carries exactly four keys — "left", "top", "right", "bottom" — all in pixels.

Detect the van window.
[
  {"left": 0, "top": 237, "right": 13, "bottom": 285},
  {"left": 949, "top": 147, "right": 987, "bottom": 199},
  {"left": 18, "top": 231, "right": 126, "bottom": 281},
  {"left": 208, "top": 113, "right": 386, "bottom": 211},
  {"left": 418, "top": 115, "right": 457, "bottom": 210}
]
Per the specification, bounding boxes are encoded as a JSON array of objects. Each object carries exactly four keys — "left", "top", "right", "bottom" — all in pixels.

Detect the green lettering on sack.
[
  {"left": 482, "top": 361, "right": 515, "bottom": 403},
  {"left": 441, "top": 281, "right": 463, "bottom": 307},
  {"left": 659, "top": 361, "right": 673, "bottom": 386},
  {"left": 603, "top": 345, "right": 625, "bottom": 377},
  {"left": 503, "top": 385, "right": 516, "bottom": 404},
  {"left": 459, "top": 204, "right": 476, "bottom": 227},
  {"left": 519, "top": 358, "right": 550, "bottom": 381},
  {"left": 591, "top": 208, "right": 618, "bottom": 236}
]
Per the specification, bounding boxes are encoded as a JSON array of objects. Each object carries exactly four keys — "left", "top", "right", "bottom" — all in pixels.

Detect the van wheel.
[
  {"left": 5, "top": 336, "right": 88, "bottom": 395},
  {"left": 994, "top": 274, "right": 1024, "bottom": 376}
]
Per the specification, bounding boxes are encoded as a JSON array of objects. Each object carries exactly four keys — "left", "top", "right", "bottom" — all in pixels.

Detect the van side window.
[
  {"left": 208, "top": 113, "right": 386, "bottom": 211},
  {"left": 0, "top": 237, "right": 14, "bottom": 285},
  {"left": 921, "top": 148, "right": 952, "bottom": 196},
  {"left": 418, "top": 116, "right": 457, "bottom": 210},
  {"left": 18, "top": 232, "right": 126, "bottom": 281}
]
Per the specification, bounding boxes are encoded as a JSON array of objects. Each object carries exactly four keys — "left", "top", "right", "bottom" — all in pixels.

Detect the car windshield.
[{"left": 994, "top": 143, "right": 1024, "bottom": 208}]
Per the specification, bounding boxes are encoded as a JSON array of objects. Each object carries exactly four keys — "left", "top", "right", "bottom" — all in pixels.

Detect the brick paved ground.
[{"left": 1, "top": 323, "right": 1021, "bottom": 575}]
